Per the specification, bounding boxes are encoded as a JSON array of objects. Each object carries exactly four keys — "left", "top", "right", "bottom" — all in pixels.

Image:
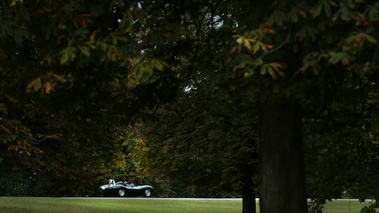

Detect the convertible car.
[{"left": 99, "top": 179, "right": 154, "bottom": 197}]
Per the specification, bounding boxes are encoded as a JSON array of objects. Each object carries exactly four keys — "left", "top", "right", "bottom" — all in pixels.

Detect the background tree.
[
  {"left": 0, "top": 0, "right": 178, "bottom": 196},
  {"left": 127, "top": 82, "right": 259, "bottom": 207},
  {"left": 303, "top": 75, "right": 379, "bottom": 211}
]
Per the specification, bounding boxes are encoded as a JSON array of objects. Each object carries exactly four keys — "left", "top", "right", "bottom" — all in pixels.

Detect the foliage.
[
  {"left": 304, "top": 77, "right": 379, "bottom": 212},
  {"left": 0, "top": 0, "right": 148, "bottom": 196},
  {"left": 126, "top": 87, "right": 259, "bottom": 197},
  {"left": 222, "top": 0, "right": 379, "bottom": 211}
]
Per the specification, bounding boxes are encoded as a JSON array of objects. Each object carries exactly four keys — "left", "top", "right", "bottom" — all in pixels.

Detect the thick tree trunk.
[{"left": 259, "top": 95, "right": 307, "bottom": 213}]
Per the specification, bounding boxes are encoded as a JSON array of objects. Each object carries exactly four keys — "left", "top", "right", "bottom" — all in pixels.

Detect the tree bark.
[
  {"left": 242, "top": 164, "right": 256, "bottom": 213},
  {"left": 242, "top": 188, "right": 256, "bottom": 213},
  {"left": 259, "top": 95, "right": 307, "bottom": 213}
]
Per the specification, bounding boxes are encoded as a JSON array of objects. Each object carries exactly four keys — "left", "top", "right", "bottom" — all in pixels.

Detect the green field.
[{"left": 0, "top": 197, "right": 375, "bottom": 213}]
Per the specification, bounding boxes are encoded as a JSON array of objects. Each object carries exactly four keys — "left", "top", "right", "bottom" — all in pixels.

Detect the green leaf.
[
  {"left": 288, "top": 6, "right": 303, "bottom": 23},
  {"left": 365, "top": 34, "right": 377, "bottom": 44},
  {"left": 267, "top": 10, "right": 286, "bottom": 26},
  {"left": 339, "top": 6, "right": 353, "bottom": 21},
  {"left": 26, "top": 78, "right": 42, "bottom": 93},
  {"left": 311, "top": 0, "right": 323, "bottom": 17},
  {"left": 296, "top": 26, "right": 320, "bottom": 42},
  {"left": 79, "top": 46, "right": 91, "bottom": 57},
  {"left": 260, "top": 64, "right": 269, "bottom": 75},
  {"left": 34, "top": 78, "right": 41, "bottom": 90},
  {"left": 60, "top": 53, "right": 69, "bottom": 64},
  {"left": 151, "top": 59, "right": 168, "bottom": 71},
  {"left": 88, "top": 44, "right": 96, "bottom": 49},
  {"left": 368, "top": 5, "right": 379, "bottom": 21},
  {"left": 322, "top": 0, "right": 332, "bottom": 17},
  {"left": 122, "top": 13, "right": 134, "bottom": 33},
  {"left": 117, "top": 36, "right": 129, "bottom": 42},
  {"left": 112, "top": 36, "right": 118, "bottom": 45},
  {"left": 328, "top": 52, "right": 350, "bottom": 64}
]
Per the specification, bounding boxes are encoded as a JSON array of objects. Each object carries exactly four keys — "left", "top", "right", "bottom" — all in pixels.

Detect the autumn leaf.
[
  {"left": 26, "top": 78, "right": 42, "bottom": 93},
  {"left": 1, "top": 125, "right": 11, "bottom": 134},
  {"left": 8, "top": 145, "right": 18, "bottom": 151},
  {"left": 45, "top": 82, "right": 53, "bottom": 94},
  {"left": 0, "top": 103, "right": 8, "bottom": 115},
  {"left": 88, "top": 30, "right": 99, "bottom": 43},
  {"left": 260, "top": 63, "right": 285, "bottom": 79}
]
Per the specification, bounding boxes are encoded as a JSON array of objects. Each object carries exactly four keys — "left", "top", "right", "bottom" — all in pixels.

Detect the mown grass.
[
  {"left": 0, "top": 197, "right": 375, "bottom": 213},
  {"left": 0, "top": 197, "right": 242, "bottom": 213},
  {"left": 322, "top": 200, "right": 376, "bottom": 213}
]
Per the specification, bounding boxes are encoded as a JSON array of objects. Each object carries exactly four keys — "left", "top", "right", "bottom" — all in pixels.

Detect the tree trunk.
[
  {"left": 242, "top": 164, "right": 256, "bottom": 213},
  {"left": 259, "top": 95, "right": 307, "bottom": 213},
  {"left": 242, "top": 188, "right": 256, "bottom": 213}
]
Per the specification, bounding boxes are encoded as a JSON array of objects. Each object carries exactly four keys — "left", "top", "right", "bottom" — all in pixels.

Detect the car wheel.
[
  {"left": 118, "top": 189, "right": 126, "bottom": 197},
  {"left": 143, "top": 189, "right": 152, "bottom": 197}
]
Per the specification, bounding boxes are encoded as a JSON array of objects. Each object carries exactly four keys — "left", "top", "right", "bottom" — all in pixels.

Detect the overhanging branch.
[{"left": 259, "top": 29, "right": 291, "bottom": 60}]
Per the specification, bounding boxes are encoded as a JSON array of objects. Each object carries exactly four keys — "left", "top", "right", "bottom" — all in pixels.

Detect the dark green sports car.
[{"left": 99, "top": 179, "right": 154, "bottom": 197}]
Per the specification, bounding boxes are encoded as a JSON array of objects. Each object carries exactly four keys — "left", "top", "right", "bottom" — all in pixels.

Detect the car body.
[{"left": 99, "top": 179, "right": 154, "bottom": 197}]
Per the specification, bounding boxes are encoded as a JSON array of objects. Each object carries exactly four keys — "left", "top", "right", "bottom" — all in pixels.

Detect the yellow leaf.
[
  {"left": 89, "top": 30, "right": 99, "bottom": 43},
  {"left": 268, "top": 69, "right": 276, "bottom": 80},
  {"left": 45, "top": 82, "right": 53, "bottom": 94}
]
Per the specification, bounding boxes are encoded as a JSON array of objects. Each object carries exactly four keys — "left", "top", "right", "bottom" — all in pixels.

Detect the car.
[{"left": 99, "top": 179, "right": 154, "bottom": 197}]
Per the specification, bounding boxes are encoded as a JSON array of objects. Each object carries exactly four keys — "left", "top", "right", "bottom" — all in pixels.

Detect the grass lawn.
[
  {"left": 322, "top": 200, "right": 376, "bottom": 213},
  {"left": 0, "top": 197, "right": 375, "bottom": 213}
]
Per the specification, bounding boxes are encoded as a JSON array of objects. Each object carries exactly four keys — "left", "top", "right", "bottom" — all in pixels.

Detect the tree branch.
[{"left": 259, "top": 29, "right": 291, "bottom": 60}]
